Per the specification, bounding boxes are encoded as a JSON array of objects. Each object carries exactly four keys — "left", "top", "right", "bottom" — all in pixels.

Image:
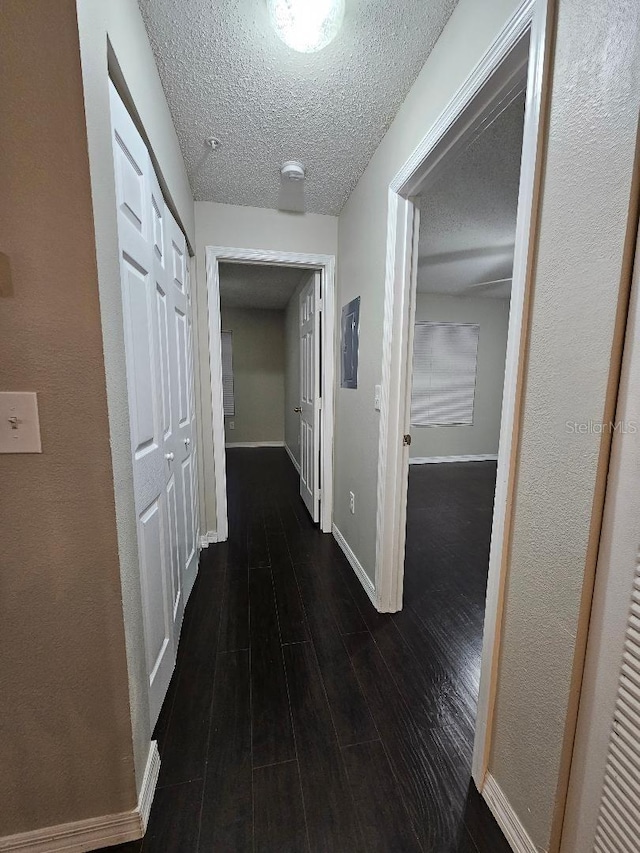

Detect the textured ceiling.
[
  {"left": 138, "top": 0, "right": 458, "bottom": 215},
  {"left": 417, "top": 93, "right": 526, "bottom": 298},
  {"left": 219, "top": 262, "right": 309, "bottom": 310}
]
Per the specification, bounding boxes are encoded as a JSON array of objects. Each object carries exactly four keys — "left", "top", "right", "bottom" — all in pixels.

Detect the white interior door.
[
  {"left": 165, "top": 210, "right": 198, "bottom": 605},
  {"left": 561, "top": 222, "right": 640, "bottom": 852},
  {"left": 110, "top": 81, "right": 175, "bottom": 727},
  {"left": 299, "top": 271, "right": 321, "bottom": 522}
]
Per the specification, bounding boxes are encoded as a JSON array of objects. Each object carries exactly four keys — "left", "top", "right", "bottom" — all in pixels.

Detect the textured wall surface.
[
  {"left": 76, "top": 0, "right": 198, "bottom": 793},
  {"left": 221, "top": 308, "right": 286, "bottom": 445},
  {"left": 490, "top": 0, "right": 640, "bottom": 848},
  {"left": 334, "top": 0, "right": 522, "bottom": 582},
  {"left": 0, "top": 0, "right": 136, "bottom": 835},
  {"left": 138, "top": 0, "right": 458, "bottom": 214},
  {"left": 409, "top": 294, "right": 510, "bottom": 459},
  {"left": 194, "top": 203, "right": 338, "bottom": 537}
]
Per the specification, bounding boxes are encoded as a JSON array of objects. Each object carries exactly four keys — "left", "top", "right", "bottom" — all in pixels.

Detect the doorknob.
[
  {"left": 184, "top": 437, "right": 191, "bottom": 447},
  {"left": 294, "top": 407, "right": 302, "bottom": 413},
  {"left": 165, "top": 452, "right": 174, "bottom": 461}
]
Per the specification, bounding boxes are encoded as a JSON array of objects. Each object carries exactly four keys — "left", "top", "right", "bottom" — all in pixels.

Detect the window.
[
  {"left": 221, "top": 330, "right": 235, "bottom": 417},
  {"left": 411, "top": 321, "right": 479, "bottom": 426}
]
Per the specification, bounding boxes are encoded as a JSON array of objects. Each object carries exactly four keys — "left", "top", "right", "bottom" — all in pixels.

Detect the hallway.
[{"left": 108, "top": 449, "right": 509, "bottom": 852}]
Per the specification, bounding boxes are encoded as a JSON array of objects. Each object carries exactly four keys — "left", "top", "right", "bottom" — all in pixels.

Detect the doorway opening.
[
  {"left": 374, "top": 0, "right": 551, "bottom": 803},
  {"left": 403, "top": 88, "right": 524, "bottom": 800},
  {"left": 205, "top": 248, "right": 336, "bottom": 539}
]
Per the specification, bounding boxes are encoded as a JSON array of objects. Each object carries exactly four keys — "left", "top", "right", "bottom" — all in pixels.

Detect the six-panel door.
[{"left": 110, "top": 80, "right": 199, "bottom": 729}]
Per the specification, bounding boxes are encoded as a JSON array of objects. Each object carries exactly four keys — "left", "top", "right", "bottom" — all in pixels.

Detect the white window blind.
[
  {"left": 411, "top": 322, "right": 479, "bottom": 426},
  {"left": 221, "top": 330, "right": 235, "bottom": 417}
]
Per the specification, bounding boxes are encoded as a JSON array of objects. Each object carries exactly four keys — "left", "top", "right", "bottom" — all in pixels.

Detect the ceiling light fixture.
[{"left": 266, "top": 0, "right": 345, "bottom": 53}]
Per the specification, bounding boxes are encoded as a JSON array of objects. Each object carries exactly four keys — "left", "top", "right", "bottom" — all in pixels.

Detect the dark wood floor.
[{"left": 105, "top": 449, "right": 509, "bottom": 853}]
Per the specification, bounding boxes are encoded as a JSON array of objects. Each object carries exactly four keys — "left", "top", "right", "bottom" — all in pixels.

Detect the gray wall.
[
  {"left": 409, "top": 294, "right": 510, "bottom": 459},
  {"left": 221, "top": 307, "right": 286, "bottom": 445},
  {"left": 284, "top": 274, "right": 315, "bottom": 466},
  {"left": 333, "top": 0, "right": 522, "bottom": 586},
  {"left": 194, "top": 203, "right": 338, "bottom": 537}
]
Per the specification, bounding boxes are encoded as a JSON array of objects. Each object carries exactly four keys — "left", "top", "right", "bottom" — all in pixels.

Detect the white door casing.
[
  {"left": 204, "top": 248, "right": 336, "bottom": 541},
  {"left": 560, "top": 222, "right": 640, "bottom": 853},
  {"left": 299, "top": 271, "right": 321, "bottom": 522},
  {"left": 110, "top": 81, "right": 176, "bottom": 728},
  {"left": 110, "top": 81, "right": 199, "bottom": 728}
]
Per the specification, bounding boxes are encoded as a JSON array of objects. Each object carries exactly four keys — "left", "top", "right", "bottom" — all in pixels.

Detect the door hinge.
[
  {"left": 403, "top": 434, "right": 412, "bottom": 446},
  {"left": 318, "top": 297, "right": 323, "bottom": 311},
  {"left": 318, "top": 397, "right": 322, "bottom": 411}
]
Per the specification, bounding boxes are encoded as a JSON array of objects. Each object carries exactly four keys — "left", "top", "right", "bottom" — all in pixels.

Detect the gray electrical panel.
[{"left": 341, "top": 296, "right": 360, "bottom": 389}]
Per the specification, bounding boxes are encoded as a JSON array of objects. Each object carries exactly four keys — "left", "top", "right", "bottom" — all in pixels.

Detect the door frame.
[
  {"left": 205, "top": 246, "right": 336, "bottom": 538},
  {"left": 374, "top": 0, "right": 553, "bottom": 789}
]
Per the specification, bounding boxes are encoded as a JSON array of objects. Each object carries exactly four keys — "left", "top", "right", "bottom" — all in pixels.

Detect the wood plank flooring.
[{"left": 102, "top": 449, "right": 509, "bottom": 853}]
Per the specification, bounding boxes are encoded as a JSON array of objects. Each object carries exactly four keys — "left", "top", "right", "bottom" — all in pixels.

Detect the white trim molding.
[
  {"left": 0, "top": 741, "right": 160, "bottom": 852},
  {"left": 200, "top": 530, "right": 218, "bottom": 548},
  {"left": 332, "top": 523, "right": 376, "bottom": 607},
  {"left": 409, "top": 454, "right": 499, "bottom": 465},
  {"left": 205, "top": 246, "right": 336, "bottom": 536},
  {"left": 285, "top": 443, "right": 301, "bottom": 474},
  {"left": 137, "top": 741, "right": 161, "bottom": 831},
  {"left": 225, "top": 441, "right": 285, "bottom": 448},
  {"left": 483, "top": 774, "right": 538, "bottom": 853},
  {"left": 372, "top": 0, "right": 552, "bottom": 796}
]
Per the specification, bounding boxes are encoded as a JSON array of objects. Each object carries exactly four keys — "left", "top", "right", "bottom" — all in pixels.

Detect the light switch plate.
[
  {"left": 0, "top": 392, "right": 42, "bottom": 453},
  {"left": 374, "top": 384, "right": 381, "bottom": 411}
]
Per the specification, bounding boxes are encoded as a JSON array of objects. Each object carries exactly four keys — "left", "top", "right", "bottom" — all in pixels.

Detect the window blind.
[
  {"left": 221, "top": 330, "right": 235, "bottom": 417},
  {"left": 411, "top": 321, "right": 479, "bottom": 426}
]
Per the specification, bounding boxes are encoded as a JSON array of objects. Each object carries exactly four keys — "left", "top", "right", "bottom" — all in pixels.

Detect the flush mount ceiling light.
[{"left": 266, "top": 0, "right": 345, "bottom": 53}]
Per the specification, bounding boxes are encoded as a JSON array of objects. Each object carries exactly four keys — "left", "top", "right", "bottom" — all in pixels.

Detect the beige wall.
[
  {"left": 489, "top": 0, "right": 640, "bottom": 848},
  {"left": 75, "top": 0, "right": 197, "bottom": 797},
  {"left": 0, "top": 0, "right": 136, "bottom": 836},
  {"left": 221, "top": 308, "right": 286, "bottom": 445},
  {"left": 333, "top": 0, "right": 640, "bottom": 849},
  {"left": 410, "top": 294, "right": 510, "bottom": 459},
  {"left": 195, "top": 203, "right": 338, "bottom": 537}
]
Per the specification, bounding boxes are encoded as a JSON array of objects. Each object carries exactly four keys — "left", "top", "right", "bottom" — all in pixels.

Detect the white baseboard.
[
  {"left": 0, "top": 741, "right": 160, "bottom": 852},
  {"left": 332, "top": 523, "right": 377, "bottom": 608},
  {"left": 137, "top": 740, "right": 160, "bottom": 831},
  {"left": 199, "top": 530, "right": 218, "bottom": 548},
  {"left": 225, "top": 441, "right": 284, "bottom": 448},
  {"left": 482, "top": 773, "right": 537, "bottom": 853},
  {"left": 409, "top": 453, "right": 499, "bottom": 465},
  {"left": 284, "top": 443, "right": 301, "bottom": 474}
]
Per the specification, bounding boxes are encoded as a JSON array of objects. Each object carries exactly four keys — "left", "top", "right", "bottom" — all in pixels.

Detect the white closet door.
[
  {"left": 165, "top": 209, "right": 197, "bottom": 602},
  {"left": 561, "top": 224, "right": 640, "bottom": 852},
  {"left": 149, "top": 166, "right": 184, "bottom": 636},
  {"left": 109, "top": 81, "right": 175, "bottom": 728}
]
